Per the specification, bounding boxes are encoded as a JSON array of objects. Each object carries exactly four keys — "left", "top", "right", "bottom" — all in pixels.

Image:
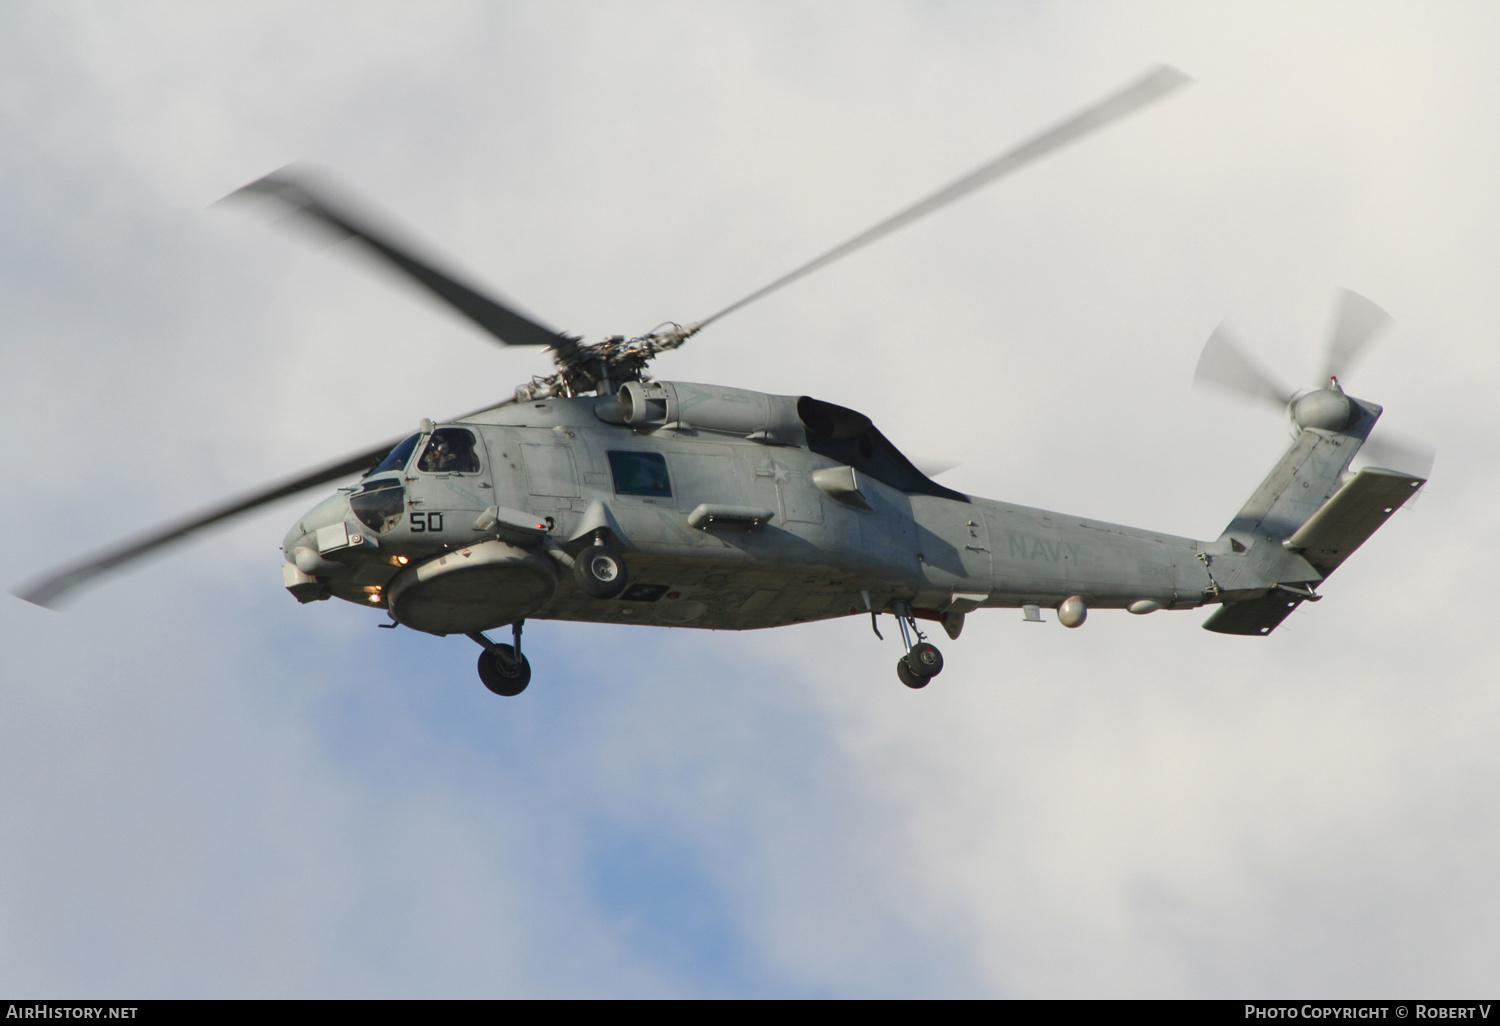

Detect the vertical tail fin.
[
  {"left": 1200, "top": 396, "right": 1398, "bottom": 635},
  {"left": 1221, "top": 399, "right": 1377, "bottom": 552}
]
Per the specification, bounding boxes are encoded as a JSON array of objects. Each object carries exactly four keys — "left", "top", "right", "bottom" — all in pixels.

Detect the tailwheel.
[{"left": 477, "top": 643, "right": 530, "bottom": 696}]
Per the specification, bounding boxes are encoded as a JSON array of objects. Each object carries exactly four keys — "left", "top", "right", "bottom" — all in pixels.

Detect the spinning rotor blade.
[
  {"left": 14, "top": 436, "right": 405, "bottom": 608},
  {"left": 1194, "top": 322, "right": 1294, "bottom": 406},
  {"left": 691, "top": 64, "right": 1191, "bottom": 333},
  {"left": 1360, "top": 433, "right": 1435, "bottom": 481},
  {"left": 226, "top": 169, "right": 580, "bottom": 358},
  {"left": 1322, "top": 288, "right": 1392, "bottom": 383}
]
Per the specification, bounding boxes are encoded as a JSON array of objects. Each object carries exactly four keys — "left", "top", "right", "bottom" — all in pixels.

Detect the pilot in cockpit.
[
  {"left": 418, "top": 435, "right": 456, "bottom": 472},
  {"left": 417, "top": 429, "right": 478, "bottom": 473}
]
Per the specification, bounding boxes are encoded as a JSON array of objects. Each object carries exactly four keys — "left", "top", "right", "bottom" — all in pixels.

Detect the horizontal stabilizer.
[
  {"left": 1202, "top": 592, "right": 1304, "bottom": 636},
  {"left": 1285, "top": 467, "right": 1424, "bottom": 576}
]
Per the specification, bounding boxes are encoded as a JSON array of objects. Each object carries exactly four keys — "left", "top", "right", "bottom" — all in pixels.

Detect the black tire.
[
  {"left": 896, "top": 657, "right": 929, "bottom": 689},
  {"left": 478, "top": 644, "right": 531, "bottom": 696},
  {"left": 573, "top": 544, "right": 628, "bottom": 599},
  {"left": 906, "top": 642, "right": 944, "bottom": 678}
]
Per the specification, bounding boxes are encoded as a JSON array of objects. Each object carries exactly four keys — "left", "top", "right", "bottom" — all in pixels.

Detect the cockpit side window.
[
  {"left": 365, "top": 434, "right": 421, "bottom": 477},
  {"left": 417, "top": 428, "right": 481, "bottom": 474}
]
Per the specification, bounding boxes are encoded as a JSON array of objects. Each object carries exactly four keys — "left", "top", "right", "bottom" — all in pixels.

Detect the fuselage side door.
[
  {"left": 520, "top": 435, "right": 581, "bottom": 512},
  {"left": 668, "top": 445, "right": 743, "bottom": 513},
  {"left": 667, "top": 445, "right": 744, "bottom": 548},
  {"left": 402, "top": 426, "right": 493, "bottom": 548}
]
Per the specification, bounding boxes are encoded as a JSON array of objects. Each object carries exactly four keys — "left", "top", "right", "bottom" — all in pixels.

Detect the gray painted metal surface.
[{"left": 274, "top": 380, "right": 1423, "bottom": 642}]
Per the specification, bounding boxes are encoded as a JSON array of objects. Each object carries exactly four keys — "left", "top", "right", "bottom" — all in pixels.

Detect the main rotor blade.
[
  {"left": 1194, "top": 322, "right": 1294, "bottom": 406},
  {"left": 13, "top": 436, "right": 404, "bottom": 609},
  {"left": 1360, "top": 433, "right": 1435, "bottom": 481},
  {"left": 690, "top": 65, "right": 1191, "bottom": 334},
  {"left": 1322, "top": 288, "right": 1392, "bottom": 382},
  {"left": 226, "top": 168, "right": 580, "bottom": 359}
]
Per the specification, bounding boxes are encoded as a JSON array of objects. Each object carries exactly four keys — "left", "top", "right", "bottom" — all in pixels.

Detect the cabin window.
[
  {"left": 366, "top": 434, "right": 421, "bottom": 477},
  {"left": 350, "top": 478, "right": 406, "bottom": 535},
  {"left": 608, "top": 450, "right": 672, "bottom": 497},
  {"left": 418, "top": 428, "right": 480, "bottom": 474}
]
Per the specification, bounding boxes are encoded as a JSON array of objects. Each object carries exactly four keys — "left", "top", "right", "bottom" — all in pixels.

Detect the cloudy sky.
[{"left": 2, "top": 1, "right": 1497, "bottom": 998}]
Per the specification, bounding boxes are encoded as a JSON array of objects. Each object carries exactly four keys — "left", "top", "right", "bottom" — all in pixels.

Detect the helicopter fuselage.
[{"left": 281, "top": 381, "right": 1219, "bottom": 637}]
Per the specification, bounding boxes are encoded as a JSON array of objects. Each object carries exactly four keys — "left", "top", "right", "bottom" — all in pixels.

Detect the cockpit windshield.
[
  {"left": 350, "top": 478, "right": 406, "bottom": 534},
  {"left": 365, "top": 434, "right": 421, "bottom": 478}
]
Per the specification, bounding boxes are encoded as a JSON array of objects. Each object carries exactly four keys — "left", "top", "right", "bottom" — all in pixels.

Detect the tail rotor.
[
  {"left": 1193, "top": 289, "right": 1433, "bottom": 480},
  {"left": 1321, "top": 287, "right": 1393, "bottom": 383},
  {"left": 1194, "top": 322, "right": 1294, "bottom": 407}
]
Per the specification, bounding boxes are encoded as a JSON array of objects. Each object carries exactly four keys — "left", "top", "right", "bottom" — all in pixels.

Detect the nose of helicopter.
[{"left": 282, "top": 490, "right": 357, "bottom": 569}]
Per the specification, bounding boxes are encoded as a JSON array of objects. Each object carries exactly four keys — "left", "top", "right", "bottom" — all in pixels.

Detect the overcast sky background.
[{"left": 2, "top": 1, "right": 1497, "bottom": 998}]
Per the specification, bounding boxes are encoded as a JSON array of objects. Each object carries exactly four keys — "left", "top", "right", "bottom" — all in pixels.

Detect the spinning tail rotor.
[{"left": 1193, "top": 289, "right": 1434, "bottom": 480}]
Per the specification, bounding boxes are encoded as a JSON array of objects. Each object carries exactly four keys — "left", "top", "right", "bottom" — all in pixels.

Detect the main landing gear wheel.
[
  {"left": 907, "top": 641, "right": 944, "bottom": 677},
  {"left": 897, "top": 641, "right": 944, "bottom": 689},
  {"left": 573, "top": 543, "right": 629, "bottom": 599},
  {"left": 478, "top": 643, "right": 531, "bottom": 696},
  {"left": 888, "top": 600, "right": 945, "bottom": 689},
  {"left": 896, "top": 658, "right": 928, "bottom": 689}
]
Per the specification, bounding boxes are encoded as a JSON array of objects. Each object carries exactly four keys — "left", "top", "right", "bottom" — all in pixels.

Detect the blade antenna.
[{"left": 685, "top": 65, "right": 1191, "bottom": 336}]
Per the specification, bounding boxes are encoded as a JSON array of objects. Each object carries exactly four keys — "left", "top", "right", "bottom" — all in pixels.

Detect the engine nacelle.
[
  {"left": 620, "top": 379, "right": 670, "bottom": 426},
  {"left": 606, "top": 380, "right": 806, "bottom": 444},
  {"left": 1291, "top": 388, "right": 1354, "bottom": 432}
]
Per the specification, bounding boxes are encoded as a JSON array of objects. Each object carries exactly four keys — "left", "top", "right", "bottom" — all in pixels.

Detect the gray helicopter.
[{"left": 14, "top": 66, "right": 1429, "bottom": 695}]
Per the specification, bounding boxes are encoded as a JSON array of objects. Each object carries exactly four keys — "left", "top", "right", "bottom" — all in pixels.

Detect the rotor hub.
[
  {"left": 1291, "top": 387, "right": 1354, "bottom": 432},
  {"left": 514, "top": 323, "right": 696, "bottom": 401}
]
